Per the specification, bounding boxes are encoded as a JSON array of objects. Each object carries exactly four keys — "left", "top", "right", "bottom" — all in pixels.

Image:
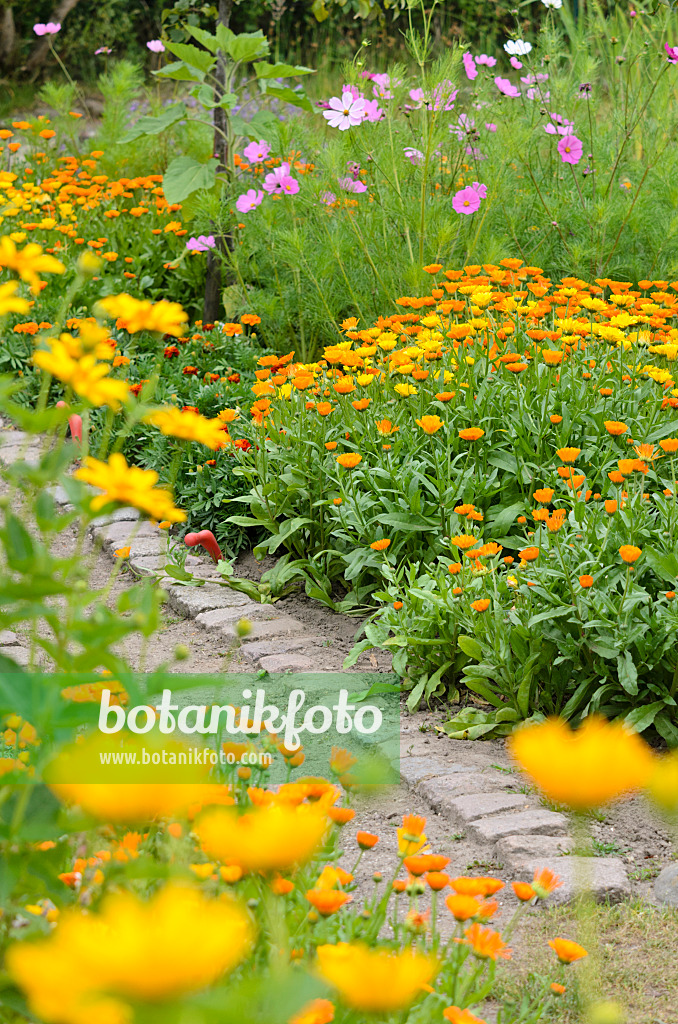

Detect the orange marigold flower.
[
  {"left": 436, "top": 391, "right": 456, "bottom": 402},
  {"left": 608, "top": 470, "right": 625, "bottom": 484},
  {"left": 556, "top": 447, "right": 581, "bottom": 463},
  {"left": 604, "top": 499, "right": 618, "bottom": 514},
  {"left": 327, "top": 807, "right": 355, "bottom": 825},
  {"left": 426, "top": 871, "right": 450, "bottom": 891},
  {"left": 290, "top": 998, "right": 335, "bottom": 1024},
  {"left": 532, "top": 868, "right": 562, "bottom": 899},
  {"left": 370, "top": 539, "right": 391, "bottom": 551},
  {"left": 336, "top": 453, "right": 362, "bottom": 468},
  {"left": 533, "top": 488, "right": 554, "bottom": 503},
  {"left": 416, "top": 415, "right": 443, "bottom": 434},
  {"left": 511, "top": 881, "right": 536, "bottom": 902},
  {"left": 448, "top": 562, "right": 462, "bottom": 575},
  {"left": 461, "top": 923, "right": 511, "bottom": 961},
  {"left": 471, "top": 599, "right": 490, "bottom": 612},
  {"left": 659, "top": 438, "right": 678, "bottom": 453},
  {"left": 316, "top": 402, "right": 333, "bottom": 416},
  {"left": 550, "top": 983, "right": 566, "bottom": 995},
  {"left": 356, "top": 831, "right": 379, "bottom": 850},
  {"left": 459, "top": 427, "right": 484, "bottom": 441},
  {"left": 375, "top": 418, "right": 399, "bottom": 435},
  {"left": 241, "top": 314, "right": 261, "bottom": 326},
  {"left": 542, "top": 349, "right": 562, "bottom": 365},
  {"left": 617, "top": 458, "right": 636, "bottom": 475},
  {"left": 450, "top": 877, "right": 504, "bottom": 897},
  {"left": 443, "top": 1006, "right": 488, "bottom": 1024},
  {"left": 579, "top": 574, "right": 594, "bottom": 588},
  {"left": 306, "top": 890, "right": 352, "bottom": 916},
  {"left": 619, "top": 544, "right": 641, "bottom": 564},
  {"left": 604, "top": 420, "right": 628, "bottom": 436},
  {"left": 519, "top": 546, "right": 539, "bottom": 561},
  {"left": 548, "top": 938, "right": 588, "bottom": 965},
  {"left": 404, "top": 854, "right": 449, "bottom": 875},
  {"left": 423, "top": 263, "right": 443, "bottom": 274},
  {"left": 445, "top": 895, "right": 480, "bottom": 921},
  {"left": 393, "top": 600, "right": 403, "bottom": 610},
  {"left": 451, "top": 535, "right": 478, "bottom": 550},
  {"left": 550, "top": 414, "right": 563, "bottom": 424}
]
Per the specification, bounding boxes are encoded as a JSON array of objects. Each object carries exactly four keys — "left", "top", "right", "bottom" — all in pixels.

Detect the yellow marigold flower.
[
  {"left": 542, "top": 349, "right": 563, "bottom": 366},
  {"left": 0, "top": 235, "right": 64, "bottom": 293},
  {"left": 619, "top": 544, "right": 641, "bottom": 564},
  {"left": 74, "top": 453, "right": 185, "bottom": 523},
  {"left": 97, "top": 294, "right": 187, "bottom": 337},
  {"left": 556, "top": 447, "right": 581, "bottom": 463},
  {"left": 509, "top": 716, "right": 654, "bottom": 810},
  {"left": 145, "top": 408, "right": 227, "bottom": 451},
  {"left": 416, "top": 415, "right": 443, "bottom": 434},
  {"left": 33, "top": 341, "right": 130, "bottom": 410},
  {"left": 196, "top": 803, "right": 329, "bottom": 874},
  {"left": 548, "top": 938, "right": 588, "bottom": 964},
  {"left": 646, "top": 752, "right": 678, "bottom": 819},
  {"left": 7, "top": 884, "right": 252, "bottom": 1024},
  {"left": 370, "top": 539, "right": 391, "bottom": 551},
  {"left": 336, "top": 453, "right": 362, "bottom": 469},
  {"left": 315, "top": 943, "right": 437, "bottom": 1013},
  {"left": 604, "top": 420, "right": 628, "bottom": 436},
  {"left": 0, "top": 280, "right": 30, "bottom": 316},
  {"left": 394, "top": 383, "right": 417, "bottom": 396}
]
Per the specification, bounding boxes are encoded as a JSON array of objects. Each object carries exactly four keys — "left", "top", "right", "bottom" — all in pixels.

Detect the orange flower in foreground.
[
  {"left": 315, "top": 943, "right": 437, "bottom": 1013},
  {"left": 459, "top": 427, "right": 484, "bottom": 441},
  {"left": 619, "top": 544, "right": 641, "bottom": 564},
  {"left": 511, "top": 881, "right": 536, "bottom": 902},
  {"left": 426, "top": 871, "right": 450, "bottom": 891},
  {"left": 416, "top": 415, "right": 444, "bottom": 434},
  {"left": 375, "top": 418, "right": 399, "bottom": 435},
  {"left": 443, "top": 1008, "right": 488, "bottom": 1024},
  {"left": 356, "top": 831, "right": 379, "bottom": 850},
  {"left": 290, "top": 998, "right": 335, "bottom": 1024},
  {"left": 445, "top": 895, "right": 480, "bottom": 921},
  {"left": 550, "top": 414, "right": 563, "bottom": 424},
  {"left": 404, "top": 853, "right": 449, "bottom": 875},
  {"left": 370, "top": 539, "right": 391, "bottom": 551},
  {"left": 306, "top": 890, "right": 352, "bottom": 916},
  {"left": 471, "top": 599, "right": 490, "bottom": 612},
  {"left": 548, "top": 938, "right": 588, "bottom": 964},
  {"left": 423, "top": 263, "right": 443, "bottom": 274},
  {"left": 451, "top": 535, "right": 478, "bottom": 550},
  {"left": 659, "top": 438, "right": 678, "bottom": 453},
  {"left": 519, "top": 546, "right": 539, "bottom": 562},
  {"left": 461, "top": 923, "right": 511, "bottom": 961},
  {"left": 450, "top": 877, "right": 504, "bottom": 897},
  {"left": 397, "top": 814, "right": 427, "bottom": 856},
  {"left": 579, "top": 574, "right": 594, "bottom": 588},
  {"left": 604, "top": 421, "right": 628, "bottom": 436},
  {"left": 556, "top": 447, "right": 581, "bottom": 463},
  {"left": 533, "top": 487, "right": 554, "bottom": 503},
  {"left": 532, "top": 867, "right": 562, "bottom": 899},
  {"left": 605, "top": 499, "right": 618, "bottom": 514},
  {"left": 336, "top": 453, "right": 362, "bottom": 469}
]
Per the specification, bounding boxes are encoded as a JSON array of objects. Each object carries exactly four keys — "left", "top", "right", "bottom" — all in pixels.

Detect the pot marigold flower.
[
  {"left": 315, "top": 943, "right": 437, "bottom": 1013},
  {"left": 370, "top": 539, "right": 391, "bottom": 551},
  {"left": 619, "top": 544, "right": 641, "bottom": 563},
  {"left": 471, "top": 598, "right": 490, "bottom": 612},
  {"left": 404, "top": 853, "right": 449, "bottom": 875},
  {"left": 604, "top": 420, "right": 628, "bottom": 436},
  {"left": 509, "top": 716, "right": 655, "bottom": 810},
  {"left": 33, "top": 340, "right": 130, "bottom": 410},
  {"left": 533, "top": 487, "right": 554, "bottom": 503},
  {"left": 74, "top": 453, "right": 185, "bottom": 523},
  {"left": 450, "top": 877, "right": 504, "bottom": 897},
  {"left": 436, "top": 391, "right": 456, "bottom": 402},
  {"left": 356, "top": 831, "right": 379, "bottom": 849},
  {"left": 459, "top": 427, "right": 484, "bottom": 441},
  {"left": 461, "top": 923, "right": 511, "bottom": 961},
  {"left": 548, "top": 938, "right": 588, "bottom": 964},
  {"left": 333, "top": 377, "right": 355, "bottom": 395},
  {"left": 556, "top": 447, "right": 581, "bottom": 463},
  {"left": 579, "top": 574, "right": 594, "bottom": 588},
  {"left": 448, "top": 562, "right": 462, "bottom": 574},
  {"left": 550, "top": 414, "right": 563, "bottom": 424},
  {"left": 659, "top": 437, "right": 678, "bottom": 453},
  {"left": 445, "top": 894, "right": 481, "bottom": 921},
  {"left": 532, "top": 868, "right": 562, "bottom": 899},
  {"left": 423, "top": 263, "right": 443, "bottom": 274},
  {"left": 375, "top": 418, "right": 399, "bottom": 435},
  {"left": 197, "top": 802, "right": 329, "bottom": 874},
  {"left": 241, "top": 313, "right": 261, "bottom": 326},
  {"left": 443, "top": 1006, "right": 488, "bottom": 1024},
  {"left": 145, "top": 408, "right": 227, "bottom": 451},
  {"left": 0, "top": 236, "right": 65, "bottom": 293},
  {"left": 519, "top": 546, "right": 539, "bottom": 561},
  {"left": 290, "top": 998, "right": 335, "bottom": 1024},
  {"left": 426, "top": 871, "right": 450, "bottom": 891},
  {"left": 7, "top": 884, "right": 253, "bottom": 1022},
  {"left": 551, "top": 983, "right": 566, "bottom": 995},
  {"left": 336, "top": 452, "right": 362, "bottom": 468},
  {"left": 306, "top": 890, "right": 352, "bottom": 915},
  {"left": 605, "top": 499, "right": 618, "bottom": 514},
  {"left": 542, "top": 349, "right": 562, "bottom": 365},
  {"left": 511, "top": 881, "right": 536, "bottom": 902},
  {"left": 394, "top": 383, "right": 418, "bottom": 396},
  {"left": 397, "top": 813, "right": 427, "bottom": 856},
  {"left": 451, "top": 535, "right": 478, "bottom": 550},
  {"left": 114, "top": 546, "right": 131, "bottom": 559},
  {"left": 416, "top": 414, "right": 443, "bottom": 434},
  {"left": 97, "top": 294, "right": 187, "bottom": 337}
]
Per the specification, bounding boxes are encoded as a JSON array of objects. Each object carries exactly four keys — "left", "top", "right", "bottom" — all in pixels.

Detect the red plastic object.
[
  {"left": 56, "top": 401, "right": 83, "bottom": 443},
  {"left": 184, "top": 530, "right": 223, "bottom": 563}
]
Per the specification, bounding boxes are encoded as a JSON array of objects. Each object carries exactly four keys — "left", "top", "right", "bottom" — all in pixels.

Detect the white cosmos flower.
[
  {"left": 504, "top": 39, "right": 532, "bottom": 56},
  {"left": 323, "top": 92, "right": 366, "bottom": 131},
  {"left": 542, "top": 0, "right": 563, "bottom": 8}
]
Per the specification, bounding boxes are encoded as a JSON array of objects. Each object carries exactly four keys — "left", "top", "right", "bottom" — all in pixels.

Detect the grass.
[{"left": 500, "top": 899, "right": 678, "bottom": 1023}]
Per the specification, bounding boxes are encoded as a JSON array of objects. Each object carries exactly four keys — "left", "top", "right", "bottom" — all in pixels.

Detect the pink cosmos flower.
[
  {"left": 404, "top": 147, "right": 424, "bottom": 165},
  {"left": 94, "top": 46, "right": 112, "bottom": 55},
  {"left": 280, "top": 177, "right": 299, "bottom": 195},
  {"left": 323, "top": 91, "right": 366, "bottom": 130},
  {"left": 557, "top": 134, "right": 583, "bottom": 164},
  {"left": 485, "top": 123, "right": 497, "bottom": 132},
  {"left": 471, "top": 182, "right": 487, "bottom": 199},
  {"left": 320, "top": 192, "right": 336, "bottom": 205},
  {"left": 362, "top": 99, "right": 384, "bottom": 122},
  {"left": 452, "top": 187, "right": 482, "bottom": 215},
  {"left": 186, "top": 235, "right": 216, "bottom": 251},
  {"left": 338, "top": 177, "right": 367, "bottom": 193},
  {"left": 235, "top": 189, "right": 264, "bottom": 213},
  {"left": 666, "top": 44, "right": 678, "bottom": 64},
  {"left": 476, "top": 54, "right": 497, "bottom": 66},
  {"left": 463, "top": 52, "right": 478, "bottom": 80},
  {"left": 263, "top": 163, "right": 299, "bottom": 194},
  {"left": 147, "top": 40, "right": 165, "bottom": 52},
  {"left": 243, "top": 140, "right": 270, "bottom": 163},
  {"left": 34, "top": 22, "right": 61, "bottom": 35},
  {"left": 510, "top": 57, "right": 523, "bottom": 69},
  {"left": 494, "top": 77, "right": 520, "bottom": 98}
]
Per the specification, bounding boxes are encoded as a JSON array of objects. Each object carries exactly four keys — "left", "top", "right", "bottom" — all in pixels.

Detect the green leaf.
[
  {"left": 118, "top": 103, "right": 187, "bottom": 144},
  {"left": 162, "top": 156, "right": 219, "bottom": 205},
  {"left": 624, "top": 700, "right": 665, "bottom": 733},
  {"left": 154, "top": 60, "right": 205, "bottom": 82},
  {"left": 616, "top": 651, "right": 639, "bottom": 696},
  {"left": 254, "top": 62, "right": 315, "bottom": 79},
  {"left": 185, "top": 25, "right": 219, "bottom": 53},
  {"left": 311, "top": 0, "right": 330, "bottom": 19},
  {"left": 462, "top": 677, "right": 504, "bottom": 707},
  {"left": 457, "top": 634, "right": 483, "bottom": 661},
  {"left": 163, "top": 41, "right": 216, "bottom": 73},
  {"left": 644, "top": 546, "right": 678, "bottom": 585},
  {"left": 377, "top": 512, "right": 437, "bottom": 532},
  {"left": 527, "top": 606, "right": 573, "bottom": 627},
  {"left": 223, "top": 29, "right": 269, "bottom": 63},
  {"left": 260, "top": 85, "right": 313, "bottom": 112},
  {"left": 486, "top": 501, "right": 524, "bottom": 535}
]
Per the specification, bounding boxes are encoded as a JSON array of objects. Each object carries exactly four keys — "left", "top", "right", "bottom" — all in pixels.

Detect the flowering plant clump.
[{"left": 207, "top": 259, "right": 678, "bottom": 737}]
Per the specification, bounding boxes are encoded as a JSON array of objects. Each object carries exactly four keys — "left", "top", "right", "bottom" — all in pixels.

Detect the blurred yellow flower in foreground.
[
  {"left": 509, "top": 717, "right": 654, "bottom": 810},
  {"left": 145, "top": 407, "right": 227, "bottom": 450},
  {"left": 74, "top": 453, "right": 185, "bottom": 523},
  {"left": 97, "top": 293, "right": 187, "bottom": 337},
  {"left": 196, "top": 802, "right": 329, "bottom": 874},
  {"left": 0, "top": 280, "right": 30, "bottom": 316},
  {"left": 7, "top": 884, "right": 253, "bottom": 1024},
  {"left": 316, "top": 943, "right": 437, "bottom": 1012},
  {"left": 0, "top": 236, "right": 65, "bottom": 293},
  {"left": 646, "top": 751, "right": 678, "bottom": 818}
]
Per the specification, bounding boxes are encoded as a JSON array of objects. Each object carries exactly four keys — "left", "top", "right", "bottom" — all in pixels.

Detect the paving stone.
[
  {"left": 258, "top": 653, "right": 316, "bottom": 673},
  {"left": 0, "top": 630, "right": 19, "bottom": 646},
  {"left": 97, "top": 520, "right": 159, "bottom": 551},
  {"left": 495, "top": 834, "right": 574, "bottom": 866},
  {"left": 47, "top": 485, "right": 73, "bottom": 506},
  {"left": 239, "top": 637, "right": 321, "bottom": 661},
  {"left": 128, "top": 554, "right": 201, "bottom": 575},
  {"left": 418, "top": 771, "right": 521, "bottom": 810},
  {"left": 444, "top": 792, "right": 532, "bottom": 825},
  {"left": 88, "top": 508, "right": 140, "bottom": 532},
  {"left": 513, "top": 856, "right": 631, "bottom": 904},
  {"left": 468, "top": 809, "right": 569, "bottom": 843},
  {"left": 214, "top": 616, "right": 307, "bottom": 641},
  {"left": 166, "top": 586, "right": 253, "bottom": 617},
  {"left": 1, "top": 646, "right": 30, "bottom": 666},
  {"left": 195, "top": 604, "right": 281, "bottom": 630},
  {"left": 400, "top": 757, "right": 470, "bottom": 785},
  {"left": 655, "top": 864, "right": 678, "bottom": 907}
]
